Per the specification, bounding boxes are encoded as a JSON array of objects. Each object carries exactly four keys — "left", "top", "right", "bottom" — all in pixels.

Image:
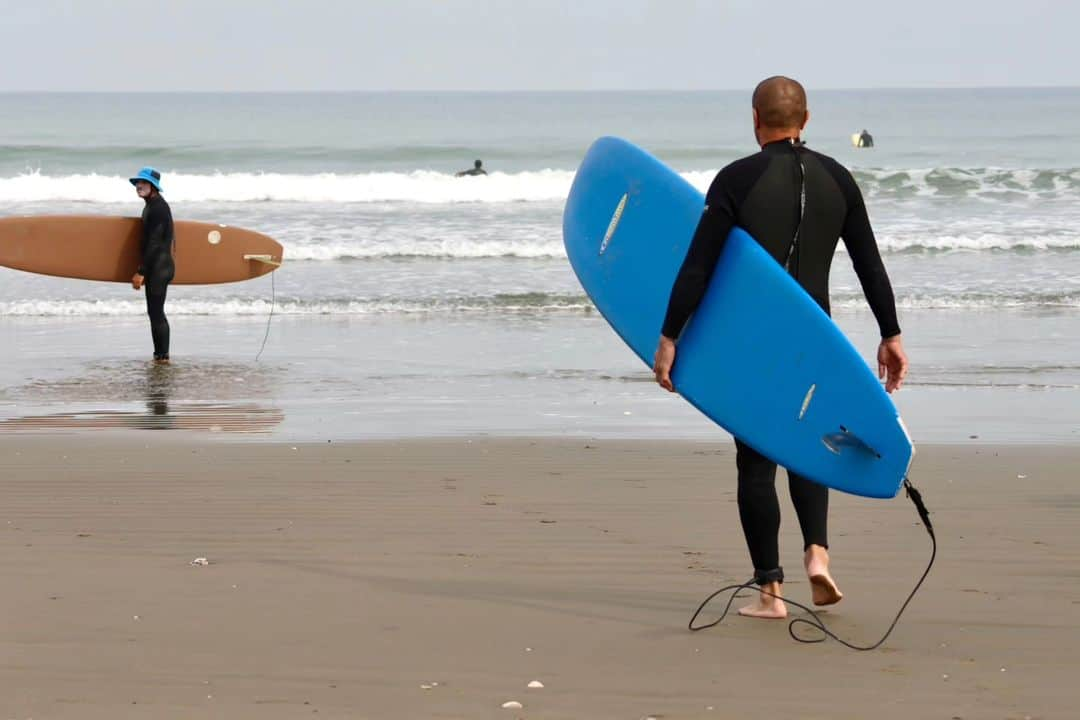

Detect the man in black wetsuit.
[
  {"left": 652, "top": 77, "right": 908, "bottom": 619},
  {"left": 455, "top": 159, "right": 488, "bottom": 177},
  {"left": 129, "top": 167, "right": 175, "bottom": 365}
]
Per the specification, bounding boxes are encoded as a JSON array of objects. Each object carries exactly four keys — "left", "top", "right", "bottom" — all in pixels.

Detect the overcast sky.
[{"left": 0, "top": 0, "right": 1075, "bottom": 92}]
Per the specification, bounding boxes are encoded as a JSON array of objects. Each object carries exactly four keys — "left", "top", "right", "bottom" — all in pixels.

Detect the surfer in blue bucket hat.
[{"left": 129, "top": 166, "right": 175, "bottom": 365}]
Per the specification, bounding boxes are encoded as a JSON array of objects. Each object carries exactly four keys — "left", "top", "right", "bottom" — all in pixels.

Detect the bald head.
[{"left": 752, "top": 76, "right": 808, "bottom": 131}]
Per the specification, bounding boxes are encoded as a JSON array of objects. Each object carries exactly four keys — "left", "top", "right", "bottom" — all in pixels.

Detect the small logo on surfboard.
[{"left": 599, "top": 193, "right": 628, "bottom": 255}]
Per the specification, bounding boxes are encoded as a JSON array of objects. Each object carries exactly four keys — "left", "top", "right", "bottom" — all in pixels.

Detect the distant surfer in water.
[
  {"left": 129, "top": 167, "right": 175, "bottom": 365},
  {"left": 854, "top": 128, "right": 874, "bottom": 148},
  {"left": 653, "top": 76, "right": 908, "bottom": 619},
  {"left": 455, "top": 159, "right": 488, "bottom": 177}
]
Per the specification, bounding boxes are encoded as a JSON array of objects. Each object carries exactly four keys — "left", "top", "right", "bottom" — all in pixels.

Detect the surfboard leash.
[
  {"left": 688, "top": 477, "right": 935, "bottom": 651},
  {"left": 254, "top": 269, "right": 276, "bottom": 363}
]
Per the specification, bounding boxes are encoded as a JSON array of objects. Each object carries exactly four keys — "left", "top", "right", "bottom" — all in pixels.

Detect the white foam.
[
  {"left": 0, "top": 296, "right": 594, "bottom": 317},
  {"left": 285, "top": 237, "right": 565, "bottom": 260},
  {"left": 0, "top": 169, "right": 576, "bottom": 204},
  {"left": 831, "top": 292, "right": 1080, "bottom": 310},
  {"left": 4, "top": 289, "right": 1078, "bottom": 318},
  {"left": 875, "top": 233, "right": 1080, "bottom": 252},
  {"left": 2, "top": 166, "right": 1076, "bottom": 205},
  {"left": 853, "top": 166, "right": 1080, "bottom": 201},
  {"left": 280, "top": 231, "right": 1080, "bottom": 260}
]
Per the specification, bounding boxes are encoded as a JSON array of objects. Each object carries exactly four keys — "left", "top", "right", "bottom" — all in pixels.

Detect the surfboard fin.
[
  {"left": 822, "top": 426, "right": 881, "bottom": 459},
  {"left": 244, "top": 254, "right": 282, "bottom": 267}
]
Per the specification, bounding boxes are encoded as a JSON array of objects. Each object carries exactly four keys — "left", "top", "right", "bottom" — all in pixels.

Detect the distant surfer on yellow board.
[
  {"left": 852, "top": 128, "right": 874, "bottom": 148},
  {"left": 129, "top": 167, "right": 175, "bottom": 365}
]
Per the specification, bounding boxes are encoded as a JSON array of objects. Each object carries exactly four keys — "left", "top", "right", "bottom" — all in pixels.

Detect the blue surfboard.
[{"left": 563, "top": 137, "right": 913, "bottom": 499}]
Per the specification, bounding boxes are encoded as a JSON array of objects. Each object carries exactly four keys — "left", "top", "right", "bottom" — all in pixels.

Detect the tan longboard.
[{"left": 0, "top": 215, "right": 283, "bottom": 284}]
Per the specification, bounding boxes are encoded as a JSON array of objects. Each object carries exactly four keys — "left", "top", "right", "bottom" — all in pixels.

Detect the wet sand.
[{"left": 2, "top": 436, "right": 1078, "bottom": 719}]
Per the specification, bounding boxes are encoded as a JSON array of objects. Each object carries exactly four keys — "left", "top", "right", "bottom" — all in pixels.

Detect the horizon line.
[{"left": 0, "top": 84, "right": 1077, "bottom": 94}]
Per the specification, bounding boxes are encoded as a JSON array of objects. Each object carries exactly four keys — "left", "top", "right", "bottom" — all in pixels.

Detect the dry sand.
[{"left": 2, "top": 436, "right": 1078, "bottom": 719}]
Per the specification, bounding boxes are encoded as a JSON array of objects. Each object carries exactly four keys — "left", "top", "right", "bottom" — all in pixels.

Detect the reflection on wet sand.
[
  {"left": 0, "top": 361, "right": 284, "bottom": 434},
  {"left": 0, "top": 403, "right": 283, "bottom": 433}
]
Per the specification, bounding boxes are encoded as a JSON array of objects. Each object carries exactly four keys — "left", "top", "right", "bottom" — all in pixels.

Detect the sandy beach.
[
  {"left": 2, "top": 435, "right": 1077, "bottom": 719},
  {"left": 1, "top": 7, "right": 1079, "bottom": 719}
]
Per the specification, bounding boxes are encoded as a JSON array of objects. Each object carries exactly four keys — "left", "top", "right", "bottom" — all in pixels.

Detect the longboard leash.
[
  {"left": 688, "top": 477, "right": 935, "bottom": 650},
  {"left": 254, "top": 269, "right": 276, "bottom": 363}
]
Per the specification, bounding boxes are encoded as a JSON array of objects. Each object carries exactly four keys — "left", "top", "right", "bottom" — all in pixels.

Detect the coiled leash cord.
[{"left": 688, "top": 478, "right": 935, "bottom": 650}]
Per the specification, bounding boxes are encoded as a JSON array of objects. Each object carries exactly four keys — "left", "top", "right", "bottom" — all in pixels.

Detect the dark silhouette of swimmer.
[
  {"left": 856, "top": 129, "right": 874, "bottom": 148},
  {"left": 456, "top": 159, "right": 488, "bottom": 177}
]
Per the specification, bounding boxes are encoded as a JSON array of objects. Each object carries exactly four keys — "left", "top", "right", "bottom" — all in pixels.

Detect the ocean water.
[{"left": 1, "top": 89, "right": 1079, "bottom": 443}]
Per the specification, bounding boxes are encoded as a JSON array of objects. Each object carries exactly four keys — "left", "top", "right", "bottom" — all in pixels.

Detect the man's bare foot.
[
  {"left": 737, "top": 581, "right": 787, "bottom": 619},
  {"left": 805, "top": 545, "right": 843, "bottom": 606}
]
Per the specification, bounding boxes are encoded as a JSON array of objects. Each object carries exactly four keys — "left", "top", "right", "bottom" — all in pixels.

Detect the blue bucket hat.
[{"left": 129, "top": 166, "right": 163, "bottom": 192}]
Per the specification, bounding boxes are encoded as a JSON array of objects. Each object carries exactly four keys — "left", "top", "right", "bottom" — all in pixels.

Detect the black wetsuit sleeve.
[
  {"left": 837, "top": 172, "right": 901, "bottom": 338},
  {"left": 139, "top": 199, "right": 175, "bottom": 284},
  {"left": 660, "top": 176, "right": 736, "bottom": 339},
  {"left": 139, "top": 202, "right": 168, "bottom": 276}
]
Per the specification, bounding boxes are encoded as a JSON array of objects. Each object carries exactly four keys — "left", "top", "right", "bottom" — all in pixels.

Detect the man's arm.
[
  {"left": 654, "top": 177, "right": 736, "bottom": 391},
  {"left": 839, "top": 179, "right": 900, "bottom": 339},
  {"left": 660, "top": 184, "right": 737, "bottom": 340},
  {"left": 838, "top": 170, "right": 908, "bottom": 392}
]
